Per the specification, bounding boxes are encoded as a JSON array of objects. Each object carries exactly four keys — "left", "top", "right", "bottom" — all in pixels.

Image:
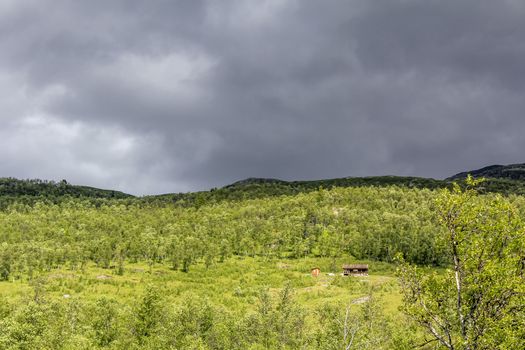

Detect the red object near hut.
[{"left": 311, "top": 267, "right": 321, "bottom": 277}]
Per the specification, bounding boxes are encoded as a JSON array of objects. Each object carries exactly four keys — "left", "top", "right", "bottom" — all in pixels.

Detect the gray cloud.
[{"left": 1, "top": 0, "right": 525, "bottom": 195}]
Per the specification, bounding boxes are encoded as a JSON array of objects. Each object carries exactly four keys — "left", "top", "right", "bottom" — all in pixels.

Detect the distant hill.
[
  {"left": 5, "top": 163, "right": 525, "bottom": 208},
  {"left": 147, "top": 168, "right": 525, "bottom": 205},
  {"left": 142, "top": 176, "right": 449, "bottom": 206},
  {"left": 447, "top": 163, "right": 525, "bottom": 181},
  {"left": 225, "top": 175, "right": 445, "bottom": 191},
  {"left": 443, "top": 163, "right": 525, "bottom": 196},
  {"left": 0, "top": 178, "right": 133, "bottom": 199}
]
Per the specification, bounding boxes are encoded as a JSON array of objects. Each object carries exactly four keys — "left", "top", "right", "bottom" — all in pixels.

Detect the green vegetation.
[
  {"left": 145, "top": 176, "right": 448, "bottom": 206},
  {"left": 0, "top": 178, "right": 132, "bottom": 210},
  {"left": 6, "top": 164, "right": 525, "bottom": 209},
  {"left": 0, "top": 178, "right": 131, "bottom": 199},
  {"left": 448, "top": 163, "right": 525, "bottom": 182},
  {"left": 397, "top": 177, "right": 525, "bottom": 349},
  {"left": 0, "top": 257, "right": 403, "bottom": 349},
  {"left": 0, "top": 172, "right": 524, "bottom": 349}
]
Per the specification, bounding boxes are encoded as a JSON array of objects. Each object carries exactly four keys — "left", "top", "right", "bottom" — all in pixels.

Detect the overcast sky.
[{"left": 1, "top": 0, "right": 525, "bottom": 195}]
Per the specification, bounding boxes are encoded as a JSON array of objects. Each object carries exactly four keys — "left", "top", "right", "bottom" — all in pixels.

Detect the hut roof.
[{"left": 343, "top": 264, "right": 369, "bottom": 269}]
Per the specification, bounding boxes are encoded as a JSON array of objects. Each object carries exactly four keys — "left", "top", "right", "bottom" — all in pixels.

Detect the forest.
[{"left": 0, "top": 178, "right": 524, "bottom": 349}]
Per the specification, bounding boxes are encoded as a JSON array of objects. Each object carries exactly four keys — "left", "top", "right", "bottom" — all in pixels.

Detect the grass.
[{"left": 0, "top": 256, "right": 403, "bottom": 320}]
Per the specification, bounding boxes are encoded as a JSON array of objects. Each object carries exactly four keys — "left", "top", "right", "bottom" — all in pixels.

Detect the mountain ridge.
[
  {"left": 447, "top": 163, "right": 525, "bottom": 181},
  {"left": 4, "top": 163, "right": 525, "bottom": 203},
  {"left": 0, "top": 177, "right": 133, "bottom": 199}
]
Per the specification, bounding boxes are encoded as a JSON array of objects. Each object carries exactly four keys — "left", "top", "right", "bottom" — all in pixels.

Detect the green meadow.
[
  {"left": 0, "top": 257, "right": 400, "bottom": 311},
  {"left": 0, "top": 256, "right": 408, "bottom": 350}
]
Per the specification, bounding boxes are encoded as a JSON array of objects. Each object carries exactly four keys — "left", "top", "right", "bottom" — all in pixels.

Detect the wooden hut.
[
  {"left": 311, "top": 267, "right": 321, "bottom": 277},
  {"left": 342, "top": 264, "right": 369, "bottom": 276}
]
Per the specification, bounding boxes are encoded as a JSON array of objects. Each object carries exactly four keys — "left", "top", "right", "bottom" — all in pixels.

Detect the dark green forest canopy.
[
  {"left": 0, "top": 178, "right": 131, "bottom": 199},
  {"left": 2, "top": 166, "right": 525, "bottom": 273},
  {"left": 447, "top": 162, "right": 525, "bottom": 181},
  {"left": 151, "top": 175, "right": 525, "bottom": 205},
  {"left": 5, "top": 161, "right": 525, "bottom": 208},
  {"left": 2, "top": 183, "right": 525, "bottom": 278}
]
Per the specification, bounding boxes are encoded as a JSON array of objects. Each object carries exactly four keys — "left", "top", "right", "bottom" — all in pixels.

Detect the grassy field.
[
  {"left": 0, "top": 257, "right": 414, "bottom": 349},
  {"left": 0, "top": 256, "right": 402, "bottom": 317}
]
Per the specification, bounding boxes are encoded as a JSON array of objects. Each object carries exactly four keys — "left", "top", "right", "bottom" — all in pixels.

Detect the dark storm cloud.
[{"left": 1, "top": 0, "right": 525, "bottom": 194}]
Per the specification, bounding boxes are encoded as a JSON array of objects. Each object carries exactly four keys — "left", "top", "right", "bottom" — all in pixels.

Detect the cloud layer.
[{"left": 2, "top": 0, "right": 525, "bottom": 194}]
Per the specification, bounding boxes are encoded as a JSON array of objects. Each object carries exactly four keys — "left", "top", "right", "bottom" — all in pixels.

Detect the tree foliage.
[
  {"left": 1, "top": 179, "right": 524, "bottom": 348},
  {"left": 397, "top": 177, "right": 525, "bottom": 349}
]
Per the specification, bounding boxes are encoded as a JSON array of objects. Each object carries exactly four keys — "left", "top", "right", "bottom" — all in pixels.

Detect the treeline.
[
  {"left": 0, "top": 178, "right": 131, "bottom": 201},
  {"left": 0, "top": 186, "right": 479, "bottom": 281},
  {"left": 4, "top": 184, "right": 525, "bottom": 281},
  {"left": 161, "top": 176, "right": 525, "bottom": 204},
  {"left": 144, "top": 176, "right": 449, "bottom": 205},
  {"left": 4, "top": 175, "right": 525, "bottom": 210}
]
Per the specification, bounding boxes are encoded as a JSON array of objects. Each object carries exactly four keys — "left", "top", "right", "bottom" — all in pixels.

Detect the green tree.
[
  {"left": 90, "top": 298, "right": 120, "bottom": 347},
  {"left": 132, "top": 284, "right": 163, "bottom": 344},
  {"left": 397, "top": 177, "right": 525, "bottom": 349}
]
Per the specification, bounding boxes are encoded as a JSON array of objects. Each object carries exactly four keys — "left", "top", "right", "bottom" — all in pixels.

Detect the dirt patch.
[{"left": 96, "top": 274, "right": 113, "bottom": 280}]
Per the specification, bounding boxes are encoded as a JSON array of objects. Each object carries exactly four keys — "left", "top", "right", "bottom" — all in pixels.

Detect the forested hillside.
[
  {"left": 0, "top": 178, "right": 132, "bottom": 208},
  {"left": 0, "top": 186, "right": 449, "bottom": 278},
  {"left": 5, "top": 167, "right": 525, "bottom": 209},
  {"left": 0, "top": 181, "right": 524, "bottom": 348},
  {"left": 146, "top": 176, "right": 447, "bottom": 205},
  {"left": 1, "top": 171, "right": 525, "bottom": 348},
  {"left": 145, "top": 174, "right": 525, "bottom": 206},
  {"left": 448, "top": 163, "right": 525, "bottom": 181}
]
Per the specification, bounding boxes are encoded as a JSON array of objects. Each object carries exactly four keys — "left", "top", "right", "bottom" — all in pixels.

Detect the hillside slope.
[
  {"left": 0, "top": 178, "right": 132, "bottom": 199},
  {"left": 447, "top": 163, "right": 525, "bottom": 181},
  {"left": 142, "top": 176, "right": 448, "bottom": 205},
  {"left": 5, "top": 162, "right": 525, "bottom": 207},
  {"left": 151, "top": 167, "right": 525, "bottom": 205}
]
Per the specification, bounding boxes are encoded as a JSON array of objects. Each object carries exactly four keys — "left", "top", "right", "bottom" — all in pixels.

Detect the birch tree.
[{"left": 397, "top": 176, "right": 525, "bottom": 349}]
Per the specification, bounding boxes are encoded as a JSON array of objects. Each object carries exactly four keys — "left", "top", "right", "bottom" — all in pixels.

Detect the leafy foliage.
[
  {"left": 1, "top": 174, "right": 525, "bottom": 348},
  {"left": 397, "top": 177, "right": 525, "bottom": 349}
]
